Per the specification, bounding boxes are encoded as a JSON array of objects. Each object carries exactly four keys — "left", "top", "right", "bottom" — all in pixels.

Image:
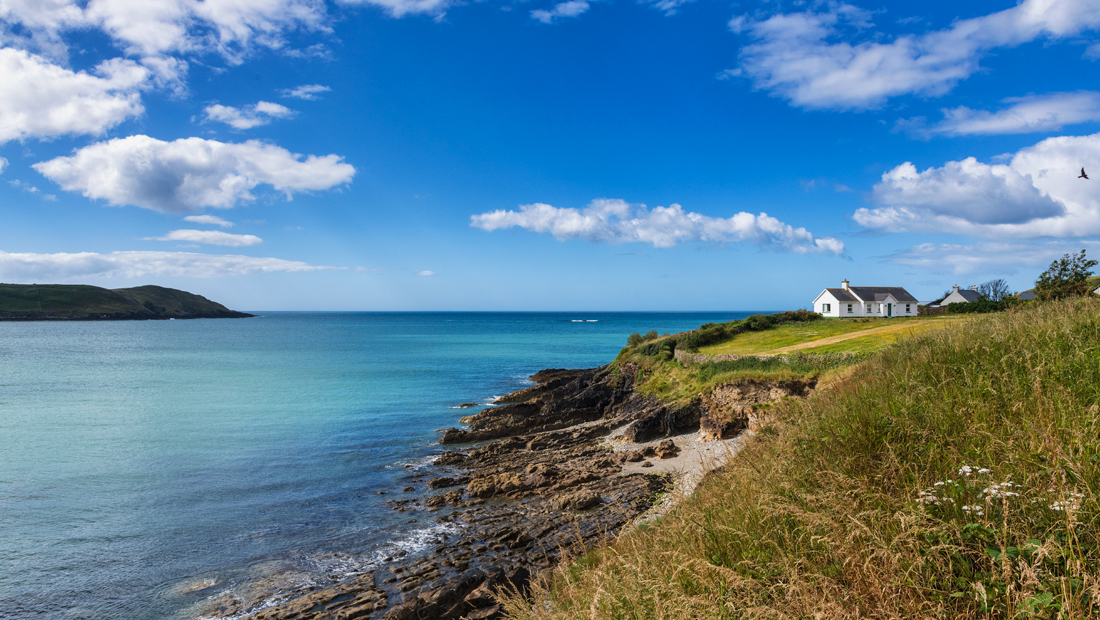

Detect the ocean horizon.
[{"left": 0, "top": 311, "right": 771, "bottom": 620}]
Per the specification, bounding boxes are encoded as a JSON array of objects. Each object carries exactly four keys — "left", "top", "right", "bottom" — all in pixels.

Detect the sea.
[{"left": 0, "top": 311, "right": 760, "bottom": 620}]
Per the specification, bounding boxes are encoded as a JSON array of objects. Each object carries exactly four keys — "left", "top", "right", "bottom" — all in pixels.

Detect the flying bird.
[{"left": 1081, "top": 168, "right": 1090, "bottom": 179}]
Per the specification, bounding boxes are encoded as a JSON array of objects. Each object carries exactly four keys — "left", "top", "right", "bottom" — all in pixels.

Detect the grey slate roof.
[
  {"left": 847, "top": 286, "right": 919, "bottom": 303},
  {"left": 1018, "top": 291, "right": 1037, "bottom": 301},
  {"left": 953, "top": 289, "right": 981, "bottom": 303},
  {"left": 823, "top": 288, "right": 859, "bottom": 302}
]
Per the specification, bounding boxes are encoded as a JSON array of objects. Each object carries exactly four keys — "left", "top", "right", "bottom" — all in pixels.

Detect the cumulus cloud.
[
  {"left": 900, "top": 91, "right": 1100, "bottom": 137},
  {"left": 0, "top": 48, "right": 148, "bottom": 144},
  {"left": 0, "top": 0, "right": 331, "bottom": 60},
  {"left": 337, "top": 0, "right": 454, "bottom": 19},
  {"left": 183, "top": 214, "right": 233, "bottom": 227},
  {"left": 279, "top": 83, "right": 330, "bottom": 100},
  {"left": 34, "top": 134, "right": 356, "bottom": 214},
  {"left": 531, "top": 0, "right": 590, "bottom": 24},
  {"left": 471, "top": 198, "right": 844, "bottom": 254},
  {"left": 730, "top": 0, "right": 1100, "bottom": 110},
  {"left": 886, "top": 241, "right": 1100, "bottom": 276},
  {"left": 151, "top": 229, "right": 262, "bottom": 246},
  {"left": 204, "top": 101, "right": 295, "bottom": 129},
  {"left": 0, "top": 249, "right": 332, "bottom": 280},
  {"left": 855, "top": 132, "right": 1100, "bottom": 237}
]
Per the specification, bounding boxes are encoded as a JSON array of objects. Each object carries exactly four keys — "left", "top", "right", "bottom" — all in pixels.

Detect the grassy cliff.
[
  {"left": 505, "top": 298, "right": 1100, "bottom": 618},
  {"left": 0, "top": 284, "right": 253, "bottom": 320}
]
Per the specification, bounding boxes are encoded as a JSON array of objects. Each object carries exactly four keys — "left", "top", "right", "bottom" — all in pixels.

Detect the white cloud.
[
  {"left": 279, "top": 83, "right": 330, "bottom": 100},
  {"left": 151, "top": 229, "right": 262, "bottom": 246},
  {"left": 34, "top": 134, "right": 356, "bottom": 214},
  {"left": 417, "top": 270, "right": 434, "bottom": 276},
  {"left": 901, "top": 91, "right": 1100, "bottom": 137},
  {"left": 531, "top": 0, "right": 589, "bottom": 24},
  {"left": 640, "top": 0, "right": 692, "bottom": 17},
  {"left": 886, "top": 241, "right": 1100, "bottom": 276},
  {"left": 0, "top": 157, "right": 7, "bottom": 174},
  {"left": 730, "top": 0, "right": 1100, "bottom": 110},
  {"left": 471, "top": 198, "right": 844, "bottom": 254},
  {"left": 0, "top": 47, "right": 147, "bottom": 144},
  {"left": 0, "top": 0, "right": 331, "bottom": 60},
  {"left": 0, "top": 249, "right": 333, "bottom": 279},
  {"left": 204, "top": 101, "right": 295, "bottom": 129},
  {"left": 855, "top": 132, "right": 1100, "bottom": 237},
  {"left": 336, "top": 0, "right": 454, "bottom": 19},
  {"left": 183, "top": 214, "right": 234, "bottom": 227}
]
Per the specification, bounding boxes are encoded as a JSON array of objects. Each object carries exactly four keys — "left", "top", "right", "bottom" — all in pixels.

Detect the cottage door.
[{"left": 887, "top": 303, "right": 893, "bottom": 317}]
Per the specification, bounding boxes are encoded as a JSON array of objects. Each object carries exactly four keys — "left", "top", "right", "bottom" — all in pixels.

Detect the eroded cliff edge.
[{"left": 199, "top": 363, "right": 814, "bottom": 620}]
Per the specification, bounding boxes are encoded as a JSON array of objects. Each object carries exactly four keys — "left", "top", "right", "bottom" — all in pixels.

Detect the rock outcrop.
[{"left": 198, "top": 364, "right": 814, "bottom": 620}]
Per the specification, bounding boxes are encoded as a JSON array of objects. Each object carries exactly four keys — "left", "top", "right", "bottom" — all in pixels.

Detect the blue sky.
[{"left": 1, "top": 0, "right": 1099, "bottom": 310}]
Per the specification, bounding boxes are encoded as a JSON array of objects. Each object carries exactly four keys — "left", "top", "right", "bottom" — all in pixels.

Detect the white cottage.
[
  {"left": 937, "top": 284, "right": 981, "bottom": 306},
  {"left": 813, "top": 280, "right": 919, "bottom": 318}
]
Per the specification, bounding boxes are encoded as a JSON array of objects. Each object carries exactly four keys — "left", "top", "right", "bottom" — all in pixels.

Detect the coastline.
[{"left": 195, "top": 362, "right": 797, "bottom": 620}]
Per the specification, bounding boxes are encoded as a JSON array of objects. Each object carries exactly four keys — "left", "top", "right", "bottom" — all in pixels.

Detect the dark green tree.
[{"left": 1035, "top": 249, "right": 1098, "bottom": 300}]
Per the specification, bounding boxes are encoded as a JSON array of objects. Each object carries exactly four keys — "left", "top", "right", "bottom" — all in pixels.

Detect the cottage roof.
[
  {"left": 951, "top": 289, "right": 981, "bottom": 303},
  {"left": 1018, "top": 291, "right": 1037, "bottom": 301},
  {"left": 847, "top": 286, "right": 919, "bottom": 303},
  {"left": 823, "top": 288, "right": 859, "bottom": 302}
]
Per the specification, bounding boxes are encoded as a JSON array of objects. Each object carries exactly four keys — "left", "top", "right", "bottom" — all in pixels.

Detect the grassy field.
[
  {"left": 505, "top": 299, "right": 1100, "bottom": 619},
  {"left": 698, "top": 315, "right": 960, "bottom": 355}
]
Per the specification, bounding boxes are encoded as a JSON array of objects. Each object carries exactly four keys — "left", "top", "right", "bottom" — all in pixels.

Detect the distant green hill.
[{"left": 0, "top": 284, "right": 253, "bottom": 321}]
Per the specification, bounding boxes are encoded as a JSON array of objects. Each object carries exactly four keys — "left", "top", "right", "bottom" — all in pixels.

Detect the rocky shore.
[{"left": 197, "top": 363, "right": 814, "bottom": 620}]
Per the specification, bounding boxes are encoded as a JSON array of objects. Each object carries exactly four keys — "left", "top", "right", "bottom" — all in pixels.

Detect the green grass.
[
  {"left": 699, "top": 315, "right": 954, "bottom": 355},
  {"left": 504, "top": 298, "right": 1100, "bottom": 619}
]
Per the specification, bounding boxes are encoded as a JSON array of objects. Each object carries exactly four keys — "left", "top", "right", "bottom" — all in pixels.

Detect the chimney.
[
  {"left": 952, "top": 284, "right": 960, "bottom": 293},
  {"left": 841, "top": 279, "right": 849, "bottom": 290},
  {"left": 970, "top": 285, "right": 978, "bottom": 291}
]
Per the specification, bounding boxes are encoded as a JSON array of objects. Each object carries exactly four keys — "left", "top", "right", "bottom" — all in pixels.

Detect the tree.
[
  {"left": 1035, "top": 250, "right": 1098, "bottom": 300},
  {"left": 976, "top": 278, "right": 1014, "bottom": 302}
]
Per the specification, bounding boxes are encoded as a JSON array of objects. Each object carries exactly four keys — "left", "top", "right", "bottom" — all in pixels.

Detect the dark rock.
[{"left": 428, "top": 476, "right": 470, "bottom": 489}]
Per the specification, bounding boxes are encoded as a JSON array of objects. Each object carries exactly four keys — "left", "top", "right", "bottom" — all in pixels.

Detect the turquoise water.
[{"left": 0, "top": 312, "right": 757, "bottom": 619}]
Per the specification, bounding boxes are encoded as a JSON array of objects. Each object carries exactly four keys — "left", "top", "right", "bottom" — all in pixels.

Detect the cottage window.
[
  {"left": 847, "top": 304, "right": 853, "bottom": 313},
  {"left": 822, "top": 303, "right": 831, "bottom": 312},
  {"left": 906, "top": 304, "right": 911, "bottom": 313}
]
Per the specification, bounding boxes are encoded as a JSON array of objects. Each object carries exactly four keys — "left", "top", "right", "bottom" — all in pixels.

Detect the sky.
[{"left": 1, "top": 0, "right": 1099, "bottom": 311}]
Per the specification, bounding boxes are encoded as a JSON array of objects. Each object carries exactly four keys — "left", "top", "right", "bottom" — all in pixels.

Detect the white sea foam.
[
  {"left": 385, "top": 454, "right": 439, "bottom": 470},
  {"left": 195, "top": 522, "right": 462, "bottom": 620}
]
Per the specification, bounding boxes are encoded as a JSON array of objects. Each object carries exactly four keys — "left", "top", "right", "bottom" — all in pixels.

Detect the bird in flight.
[{"left": 1081, "top": 168, "right": 1090, "bottom": 179}]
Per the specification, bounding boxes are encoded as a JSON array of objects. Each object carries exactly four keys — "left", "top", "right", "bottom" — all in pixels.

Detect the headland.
[{"left": 0, "top": 283, "right": 253, "bottom": 320}]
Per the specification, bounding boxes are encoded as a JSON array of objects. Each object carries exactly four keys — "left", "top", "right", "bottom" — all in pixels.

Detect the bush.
[
  {"left": 643, "top": 330, "right": 659, "bottom": 341},
  {"left": 946, "top": 299, "right": 1005, "bottom": 314},
  {"left": 626, "top": 332, "right": 644, "bottom": 347}
]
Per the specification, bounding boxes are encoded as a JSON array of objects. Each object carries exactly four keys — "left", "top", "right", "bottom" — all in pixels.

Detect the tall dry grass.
[{"left": 501, "top": 298, "right": 1100, "bottom": 619}]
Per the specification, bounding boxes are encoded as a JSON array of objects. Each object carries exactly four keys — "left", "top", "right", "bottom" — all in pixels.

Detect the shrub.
[
  {"left": 643, "top": 330, "right": 659, "bottom": 341},
  {"left": 946, "top": 299, "right": 1004, "bottom": 314},
  {"left": 626, "top": 332, "right": 644, "bottom": 347}
]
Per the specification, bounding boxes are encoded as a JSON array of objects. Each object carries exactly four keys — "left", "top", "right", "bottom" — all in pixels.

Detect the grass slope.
[
  {"left": 700, "top": 316, "right": 955, "bottom": 355},
  {"left": 0, "top": 284, "right": 251, "bottom": 319},
  {"left": 506, "top": 298, "right": 1100, "bottom": 619}
]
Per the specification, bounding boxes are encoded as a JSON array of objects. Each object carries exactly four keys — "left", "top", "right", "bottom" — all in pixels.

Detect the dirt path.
[{"left": 764, "top": 319, "right": 954, "bottom": 354}]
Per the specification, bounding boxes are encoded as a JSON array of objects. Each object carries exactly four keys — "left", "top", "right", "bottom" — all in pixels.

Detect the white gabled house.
[
  {"left": 937, "top": 284, "right": 981, "bottom": 307},
  {"left": 812, "top": 280, "right": 919, "bottom": 318}
]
